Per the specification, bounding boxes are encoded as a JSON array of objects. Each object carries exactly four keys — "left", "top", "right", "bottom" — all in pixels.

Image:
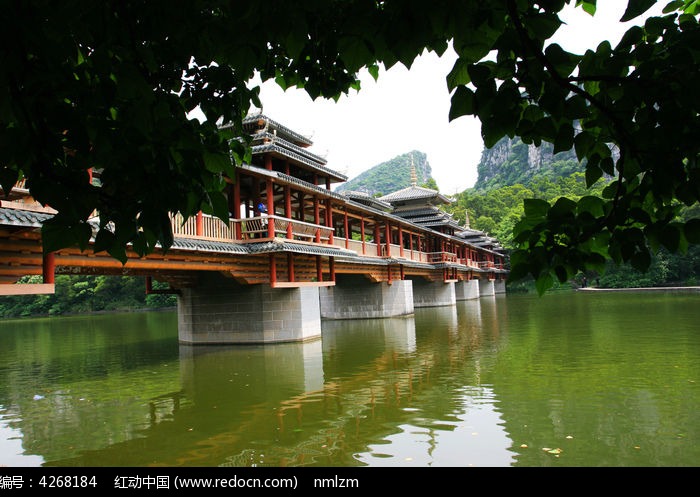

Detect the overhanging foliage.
[{"left": 1, "top": 0, "right": 698, "bottom": 293}]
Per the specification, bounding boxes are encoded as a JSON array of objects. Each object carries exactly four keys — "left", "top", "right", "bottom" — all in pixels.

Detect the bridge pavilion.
[{"left": 0, "top": 113, "right": 508, "bottom": 344}]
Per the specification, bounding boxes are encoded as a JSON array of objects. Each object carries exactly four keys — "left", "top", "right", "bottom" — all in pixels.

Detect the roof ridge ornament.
[{"left": 410, "top": 153, "right": 417, "bottom": 187}]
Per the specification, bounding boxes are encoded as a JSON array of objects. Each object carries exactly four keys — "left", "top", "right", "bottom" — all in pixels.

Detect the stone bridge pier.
[
  {"left": 319, "top": 274, "right": 414, "bottom": 320},
  {"left": 410, "top": 278, "right": 456, "bottom": 308},
  {"left": 177, "top": 273, "right": 322, "bottom": 344},
  {"left": 478, "top": 278, "right": 495, "bottom": 297},
  {"left": 178, "top": 273, "right": 506, "bottom": 345}
]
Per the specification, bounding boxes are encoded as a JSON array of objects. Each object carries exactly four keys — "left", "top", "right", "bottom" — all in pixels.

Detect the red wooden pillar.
[
  {"left": 233, "top": 174, "right": 242, "bottom": 239},
  {"left": 285, "top": 186, "right": 293, "bottom": 239},
  {"left": 384, "top": 222, "right": 391, "bottom": 258},
  {"left": 145, "top": 276, "right": 153, "bottom": 294},
  {"left": 409, "top": 233, "right": 414, "bottom": 260},
  {"left": 326, "top": 199, "right": 334, "bottom": 244},
  {"left": 374, "top": 223, "right": 381, "bottom": 256},
  {"left": 270, "top": 253, "right": 277, "bottom": 285},
  {"left": 265, "top": 155, "right": 273, "bottom": 171},
  {"left": 297, "top": 192, "right": 304, "bottom": 220},
  {"left": 287, "top": 253, "right": 295, "bottom": 282},
  {"left": 314, "top": 197, "right": 320, "bottom": 243},
  {"left": 398, "top": 225, "right": 404, "bottom": 258},
  {"left": 42, "top": 252, "right": 55, "bottom": 284},
  {"left": 400, "top": 265, "right": 405, "bottom": 280},
  {"left": 361, "top": 216, "right": 366, "bottom": 254},
  {"left": 344, "top": 209, "right": 349, "bottom": 249},
  {"left": 329, "top": 257, "right": 336, "bottom": 282},
  {"left": 326, "top": 177, "right": 331, "bottom": 190},
  {"left": 196, "top": 211, "right": 203, "bottom": 236},
  {"left": 266, "top": 179, "right": 274, "bottom": 238}
]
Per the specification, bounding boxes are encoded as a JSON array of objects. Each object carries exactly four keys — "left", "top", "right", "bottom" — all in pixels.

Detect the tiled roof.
[
  {"left": 391, "top": 207, "right": 439, "bottom": 217},
  {"left": 241, "top": 113, "right": 313, "bottom": 147},
  {"left": 245, "top": 239, "right": 358, "bottom": 257},
  {"left": 340, "top": 191, "right": 393, "bottom": 211},
  {"left": 408, "top": 214, "right": 453, "bottom": 224},
  {"left": 251, "top": 131, "right": 328, "bottom": 165},
  {"left": 455, "top": 228, "right": 506, "bottom": 253},
  {"left": 170, "top": 238, "right": 249, "bottom": 254},
  {"left": 378, "top": 185, "right": 452, "bottom": 204},
  {"left": 251, "top": 143, "right": 347, "bottom": 182},
  {"left": 0, "top": 207, "right": 52, "bottom": 227}
]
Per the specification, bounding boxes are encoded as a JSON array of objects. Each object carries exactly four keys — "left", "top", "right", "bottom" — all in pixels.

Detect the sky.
[{"left": 246, "top": 2, "right": 666, "bottom": 194}]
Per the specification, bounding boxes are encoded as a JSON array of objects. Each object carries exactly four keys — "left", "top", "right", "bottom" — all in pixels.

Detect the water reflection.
[{"left": 2, "top": 292, "right": 700, "bottom": 467}]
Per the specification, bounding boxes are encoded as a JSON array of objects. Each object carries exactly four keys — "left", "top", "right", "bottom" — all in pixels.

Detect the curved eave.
[
  {"left": 242, "top": 165, "right": 348, "bottom": 202},
  {"left": 251, "top": 143, "right": 347, "bottom": 183},
  {"left": 340, "top": 191, "right": 394, "bottom": 212},
  {"left": 251, "top": 132, "right": 329, "bottom": 166},
  {"left": 169, "top": 238, "right": 249, "bottom": 254},
  {"left": 245, "top": 239, "right": 358, "bottom": 258},
  {"left": 379, "top": 186, "right": 452, "bottom": 205},
  {"left": 0, "top": 207, "right": 52, "bottom": 228},
  {"left": 240, "top": 113, "right": 313, "bottom": 147}
]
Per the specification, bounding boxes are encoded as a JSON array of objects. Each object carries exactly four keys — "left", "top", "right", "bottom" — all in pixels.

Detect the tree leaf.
[
  {"left": 577, "top": 196, "right": 605, "bottom": 218},
  {"left": 446, "top": 58, "right": 471, "bottom": 92},
  {"left": 523, "top": 198, "right": 551, "bottom": 218},
  {"left": 576, "top": 1, "right": 597, "bottom": 16},
  {"left": 554, "top": 123, "right": 575, "bottom": 154},
  {"left": 449, "top": 86, "right": 475, "bottom": 121},
  {"left": 549, "top": 196, "right": 577, "bottom": 219},
  {"left": 684, "top": 218, "right": 700, "bottom": 244},
  {"left": 574, "top": 130, "right": 595, "bottom": 161},
  {"left": 535, "top": 272, "right": 554, "bottom": 295},
  {"left": 0, "top": 167, "right": 19, "bottom": 197},
  {"left": 620, "top": 0, "right": 657, "bottom": 21}
]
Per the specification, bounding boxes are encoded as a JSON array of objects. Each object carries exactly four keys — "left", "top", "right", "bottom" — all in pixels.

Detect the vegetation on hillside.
[
  {"left": 0, "top": 275, "right": 175, "bottom": 319},
  {"left": 335, "top": 151, "right": 433, "bottom": 197},
  {"left": 447, "top": 171, "right": 700, "bottom": 290},
  {"left": 474, "top": 135, "right": 583, "bottom": 190}
]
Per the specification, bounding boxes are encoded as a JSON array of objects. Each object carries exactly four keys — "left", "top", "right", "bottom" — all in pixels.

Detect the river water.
[{"left": 1, "top": 290, "right": 698, "bottom": 467}]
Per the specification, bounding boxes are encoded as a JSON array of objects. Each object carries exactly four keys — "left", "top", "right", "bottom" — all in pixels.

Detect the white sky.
[{"left": 247, "top": 2, "right": 665, "bottom": 194}]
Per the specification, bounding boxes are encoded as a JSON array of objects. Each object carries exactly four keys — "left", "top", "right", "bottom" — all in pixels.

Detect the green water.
[{"left": 1, "top": 291, "right": 698, "bottom": 467}]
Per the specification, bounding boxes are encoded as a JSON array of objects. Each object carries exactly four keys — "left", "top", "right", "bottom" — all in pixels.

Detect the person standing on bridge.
[{"left": 257, "top": 201, "right": 268, "bottom": 232}]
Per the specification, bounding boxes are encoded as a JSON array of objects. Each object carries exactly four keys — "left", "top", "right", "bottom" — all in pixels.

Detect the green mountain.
[
  {"left": 473, "top": 136, "right": 582, "bottom": 190},
  {"left": 334, "top": 150, "right": 434, "bottom": 196}
]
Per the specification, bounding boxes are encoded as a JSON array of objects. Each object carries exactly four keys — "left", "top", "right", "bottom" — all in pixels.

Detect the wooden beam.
[
  {"left": 0, "top": 283, "right": 55, "bottom": 295},
  {"left": 271, "top": 281, "right": 335, "bottom": 288}
]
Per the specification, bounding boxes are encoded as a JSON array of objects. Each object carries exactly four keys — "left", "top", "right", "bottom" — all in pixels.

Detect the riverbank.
[{"left": 578, "top": 286, "right": 700, "bottom": 293}]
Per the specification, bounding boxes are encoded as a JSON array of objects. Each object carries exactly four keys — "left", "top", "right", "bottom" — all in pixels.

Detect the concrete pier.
[
  {"left": 455, "top": 279, "right": 480, "bottom": 300},
  {"left": 411, "top": 279, "right": 456, "bottom": 308},
  {"left": 478, "top": 279, "right": 495, "bottom": 297},
  {"left": 178, "top": 273, "right": 322, "bottom": 344},
  {"left": 319, "top": 275, "right": 414, "bottom": 319}
]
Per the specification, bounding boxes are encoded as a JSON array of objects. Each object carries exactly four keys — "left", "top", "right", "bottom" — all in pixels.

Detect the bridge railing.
[
  {"left": 427, "top": 251, "right": 458, "bottom": 263},
  {"left": 267, "top": 215, "right": 334, "bottom": 241},
  {"left": 170, "top": 213, "right": 334, "bottom": 243},
  {"left": 333, "top": 237, "right": 383, "bottom": 256},
  {"left": 333, "top": 238, "right": 434, "bottom": 263}
]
